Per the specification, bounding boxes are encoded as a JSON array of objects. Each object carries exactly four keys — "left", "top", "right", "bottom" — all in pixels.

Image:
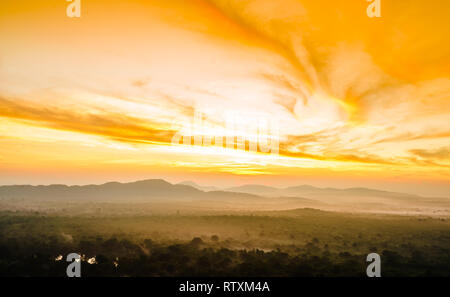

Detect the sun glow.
[{"left": 0, "top": 0, "right": 449, "bottom": 196}]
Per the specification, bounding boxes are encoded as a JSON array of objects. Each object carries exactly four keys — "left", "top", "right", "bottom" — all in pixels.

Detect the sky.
[{"left": 0, "top": 0, "right": 449, "bottom": 196}]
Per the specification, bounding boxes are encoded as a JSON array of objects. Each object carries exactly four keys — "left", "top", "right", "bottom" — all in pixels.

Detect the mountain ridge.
[
  {"left": 0, "top": 179, "right": 448, "bottom": 215},
  {"left": 1, "top": 178, "right": 446, "bottom": 200}
]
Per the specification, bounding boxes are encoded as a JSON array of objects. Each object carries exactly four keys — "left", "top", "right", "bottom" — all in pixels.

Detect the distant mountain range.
[
  {"left": 179, "top": 181, "right": 446, "bottom": 201},
  {"left": 178, "top": 181, "right": 221, "bottom": 192},
  {"left": 0, "top": 179, "right": 259, "bottom": 202},
  {"left": 0, "top": 179, "right": 448, "bottom": 214},
  {"left": 224, "top": 184, "right": 425, "bottom": 199}
]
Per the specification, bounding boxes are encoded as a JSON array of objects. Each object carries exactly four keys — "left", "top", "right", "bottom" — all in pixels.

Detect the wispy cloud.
[
  {"left": 0, "top": 0, "right": 449, "bottom": 193},
  {"left": 410, "top": 147, "right": 450, "bottom": 161},
  {"left": 0, "top": 97, "right": 176, "bottom": 145}
]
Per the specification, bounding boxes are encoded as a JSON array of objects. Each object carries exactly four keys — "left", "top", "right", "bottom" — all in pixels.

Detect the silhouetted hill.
[
  {"left": 226, "top": 184, "right": 438, "bottom": 200},
  {"left": 226, "top": 185, "right": 280, "bottom": 196},
  {"left": 0, "top": 179, "right": 266, "bottom": 203},
  {"left": 0, "top": 179, "right": 203, "bottom": 202},
  {"left": 0, "top": 179, "right": 448, "bottom": 215},
  {"left": 178, "top": 181, "right": 220, "bottom": 192}
]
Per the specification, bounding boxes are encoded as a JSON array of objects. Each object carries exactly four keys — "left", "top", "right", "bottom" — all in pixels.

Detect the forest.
[{"left": 1, "top": 207, "right": 449, "bottom": 277}]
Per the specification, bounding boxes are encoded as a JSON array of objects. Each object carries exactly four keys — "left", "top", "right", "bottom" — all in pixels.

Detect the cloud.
[
  {"left": 205, "top": 0, "right": 450, "bottom": 120},
  {"left": 410, "top": 147, "right": 450, "bottom": 161},
  {"left": 0, "top": 96, "right": 394, "bottom": 166},
  {"left": 0, "top": 97, "right": 176, "bottom": 145},
  {"left": 372, "top": 131, "right": 450, "bottom": 145},
  {"left": 205, "top": 0, "right": 317, "bottom": 88}
]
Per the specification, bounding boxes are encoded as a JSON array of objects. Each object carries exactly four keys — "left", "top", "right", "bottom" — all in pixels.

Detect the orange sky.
[{"left": 0, "top": 0, "right": 449, "bottom": 196}]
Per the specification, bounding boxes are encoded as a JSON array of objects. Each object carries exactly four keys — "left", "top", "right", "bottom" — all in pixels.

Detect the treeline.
[{"left": 1, "top": 236, "right": 449, "bottom": 277}]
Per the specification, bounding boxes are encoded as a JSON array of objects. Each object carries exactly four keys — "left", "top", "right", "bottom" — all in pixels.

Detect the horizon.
[{"left": 0, "top": 177, "right": 448, "bottom": 198}]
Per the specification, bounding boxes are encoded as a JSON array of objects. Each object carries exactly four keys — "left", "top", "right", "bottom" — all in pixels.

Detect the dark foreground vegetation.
[{"left": 0, "top": 208, "right": 449, "bottom": 277}]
